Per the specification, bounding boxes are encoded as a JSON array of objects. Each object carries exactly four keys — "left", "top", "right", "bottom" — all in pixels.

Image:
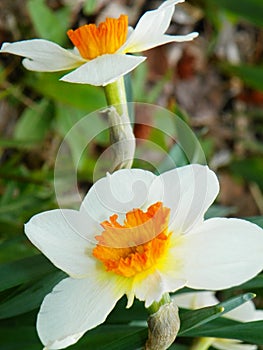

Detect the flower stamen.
[{"left": 67, "top": 15, "right": 128, "bottom": 60}]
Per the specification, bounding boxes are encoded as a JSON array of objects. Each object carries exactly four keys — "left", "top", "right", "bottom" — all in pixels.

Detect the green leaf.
[
  {"left": 26, "top": 73, "right": 105, "bottom": 112},
  {"left": 27, "top": 0, "right": 70, "bottom": 44},
  {"left": 179, "top": 304, "right": 223, "bottom": 335},
  {"left": 158, "top": 143, "right": 188, "bottom": 173},
  {"left": 0, "top": 271, "right": 64, "bottom": 319},
  {"left": 13, "top": 99, "right": 52, "bottom": 142},
  {"left": 0, "top": 138, "right": 36, "bottom": 148},
  {"left": 79, "top": 325, "right": 147, "bottom": 350},
  {"left": 227, "top": 273, "right": 263, "bottom": 291},
  {"left": 208, "top": 0, "right": 263, "bottom": 27},
  {"left": 0, "top": 236, "right": 35, "bottom": 264},
  {"left": 0, "top": 324, "right": 146, "bottom": 350},
  {"left": 0, "top": 326, "right": 40, "bottom": 350},
  {"left": 222, "top": 63, "right": 263, "bottom": 92},
  {"left": 179, "top": 293, "right": 255, "bottom": 335},
  {"left": 83, "top": 0, "right": 97, "bottom": 15},
  {"left": 0, "top": 255, "right": 58, "bottom": 291},
  {"left": 185, "top": 318, "right": 263, "bottom": 345},
  {"left": 205, "top": 204, "right": 236, "bottom": 219},
  {"left": 230, "top": 157, "right": 263, "bottom": 190},
  {"left": 245, "top": 216, "right": 263, "bottom": 229},
  {"left": 106, "top": 298, "right": 147, "bottom": 324},
  {"left": 106, "top": 294, "right": 255, "bottom": 350},
  {"left": 0, "top": 293, "right": 256, "bottom": 349},
  {"left": 132, "top": 63, "right": 169, "bottom": 104},
  {"left": 54, "top": 102, "right": 108, "bottom": 177}
]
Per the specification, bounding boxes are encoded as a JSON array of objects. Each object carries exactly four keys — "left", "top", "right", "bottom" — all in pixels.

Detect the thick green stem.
[
  {"left": 190, "top": 337, "right": 215, "bottom": 350},
  {"left": 103, "top": 77, "right": 135, "bottom": 170},
  {"left": 104, "top": 77, "right": 129, "bottom": 116}
]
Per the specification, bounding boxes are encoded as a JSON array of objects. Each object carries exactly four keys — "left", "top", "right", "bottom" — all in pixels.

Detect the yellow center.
[
  {"left": 67, "top": 15, "right": 128, "bottom": 60},
  {"left": 93, "top": 202, "right": 171, "bottom": 278}
]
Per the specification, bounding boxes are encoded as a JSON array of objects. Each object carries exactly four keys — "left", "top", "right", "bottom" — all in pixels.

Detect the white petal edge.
[
  {"left": 25, "top": 209, "right": 96, "bottom": 277},
  {"left": 176, "top": 218, "right": 263, "bottom": 290},
  {"left": 213, "top": 340, "right": 257, "bottom": 350},
  {"left": 131, "top": 269, "right": 186, "bottom": 308},
  {"left": 173, "top": 291, "right": 218, "bottom": 309},
  {"left": 38, "top": 275, "right": 125, "bottom": 349},
  {"left": 119, "top": 0, "right": 187, "bottom": 53},
  {"left": 0, "top": 39, "right": 86, "bottom": 71},
  {"left": 226, "top": 300, "right": 263, "bottom": 322},
  {"left": 121, "top": 32, "right": 198, "bottom": 54},
  {"left": 138, "top": 0, "right": 185, "bottom": 35},
  {"left": 159, "top": 0, "right": 186, "bottom": 8},
  {"left": 148, "top": 164, "right": 219, "bottom": 233},
  {"left": 80, "top": 168, "right": 156, "bottom": 233},
  {"left": 60, "top": 53, "right": 146, "bottom": 86}
]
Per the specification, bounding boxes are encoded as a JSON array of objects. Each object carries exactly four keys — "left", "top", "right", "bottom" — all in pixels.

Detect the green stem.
[
  {"left": 147, "top": 293, "right": 171, "bottom": 314},
  {"left": 190, "top": 337, "right": 215, "bottom": 350},
  {"left": 104, "top": 77, "right": 128, "bottom": 116},
  {"left": 103, "top": 77, "right": 135, "bottom": 170}
]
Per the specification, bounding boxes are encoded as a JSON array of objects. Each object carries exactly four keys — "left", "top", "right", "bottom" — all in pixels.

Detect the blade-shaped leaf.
[
  {"left": 0, "top": 271, "right": 64, "bottom": 319},
  {"left": 27, "top": 0, "right": 70, "bottom": 44},
  {"left": 184, "top": 318, "right": 263, "bottom": 345},
  {"left": 179, "top": 292, "right": 255, "bottom": 335},
  {"left": 26, "top": 73, "right": 105, "bottom": 112},
  {"left": 0, "top": 255, "right": 58, "bottom": 291},
  {"left": 222, "top": 63, "right": 263, "bottom": 92},
  {"left": 208, "top": 0, "right": 263, "bottom": 27}
]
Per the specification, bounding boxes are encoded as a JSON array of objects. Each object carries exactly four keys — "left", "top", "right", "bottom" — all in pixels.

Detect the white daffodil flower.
[
  {"left": 25, "top": 165, "right": 263, "bottom": 349},
  {"left": 0, "top": 0, "right": 198, "bottom": 86},
  {"left": 174, "top": 291, "right": 263, "bottom": 350}
]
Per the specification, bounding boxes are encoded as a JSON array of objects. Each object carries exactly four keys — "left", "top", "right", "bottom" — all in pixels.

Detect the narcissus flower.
[
  {"left": 25, "top": 165, "right": 263, "bottom": 349},
  {"left": 0, "top": 0, "right": 198, "bottom": 86},
  {"left": 174, "top": 291, "right": 263, "bottom": 350}
]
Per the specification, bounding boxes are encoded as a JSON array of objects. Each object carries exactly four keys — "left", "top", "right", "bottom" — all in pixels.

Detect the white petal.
[
  {"left": 173, "top": 291, "right": 218, "bottom": 309},
  {"left": 177, "top": 218, "right": 263, "bottom": 290},
  {"left": 80, "top": 168, "right": 156, "bottom": 230},
  {"left": 38, "top": 275, "right": 124, "bottom": 349},
  {"left": 213, "top": 340, "right": 257, "bottom": 350},
  {"left": 0, "top": 39, "right": 85, "bottom": 71},
  {"left": 226, "top": 300, "right": 263, "bottom": 322},
  {"left": 253, "top": 310, "right": 263, "bottom": 321},
  {"left": 133, "top": 270, "right": 186, "bottom": 308},
  {"left": 119, "top": 0, "right": 197, "bottom": 53},
  {"left": 25, "top": 209, "right": 96, "bottom": 277},
  {"left": 60, "top": 53, "right": 146, "bottom": 86},
  {"left": 159, "top": 0, "right": 185, "bottom": 8},
  {"left": 148, "top": 164, "right": 219, "bottom": 233},
  {"left": 121, "top": 32, "right": 198, "bottom": 53}
]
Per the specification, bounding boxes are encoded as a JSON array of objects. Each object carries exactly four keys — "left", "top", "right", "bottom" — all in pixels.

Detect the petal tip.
[
  {"left": 191, "top": 32, "right": 199, "bottom": 39},
  {"left": 0, "top": 42, "right": 11, "bottom": 52}
]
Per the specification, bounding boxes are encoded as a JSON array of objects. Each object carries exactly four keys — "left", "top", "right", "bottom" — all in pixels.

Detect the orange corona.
[
  {"left": 67, "top": 15, "right": 128, "bottom": 60},
  {"left": 93, "top": 202, "right": 171, "bottom": 278}
]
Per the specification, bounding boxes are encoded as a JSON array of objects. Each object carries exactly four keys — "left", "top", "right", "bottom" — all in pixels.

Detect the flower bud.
[
  {"left": 103, "top": 106, "right": 135, "bottom": 170},
  {"left": 145, "top": 301, "right": 180, "bottom": 350}
]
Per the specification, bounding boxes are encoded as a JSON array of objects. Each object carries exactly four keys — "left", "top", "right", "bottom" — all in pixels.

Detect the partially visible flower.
[
  {"left": 0, "top": 0, "right": 198, "bottom": 86},
  {"left": 174, "top": 291, "right": 263, "bottom": 350},
  {"left": 24, "top": 165, "right": 263, "bottom": 349}
]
